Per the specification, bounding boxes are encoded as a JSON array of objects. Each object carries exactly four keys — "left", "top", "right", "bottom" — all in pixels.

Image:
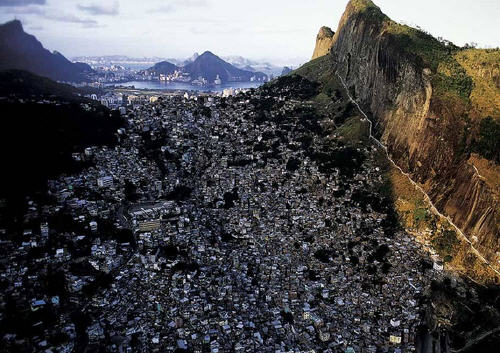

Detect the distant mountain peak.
[
  {"left": 342, "top": 0, "right": 387, "bottom": 23},
  {"left": 148, "top": 60, "right": 179, "bottom": 75},
  {"left": 0, "top": 19, "right": 92, "bottom": 82},
  {"left": 1, "top": 19, "right": 23, "bottom": 31},
  {"left": 182, "top": 52, "right": 200, "bottom": 66},
  {"left": 347, "top": 0, "right": 379, "bottom": 12},
  {"left": 183, "top": 51, "right": 267, "bottom": 83},
  {"left": 199, "top": 51, "right": 217, "bottom": 58}
]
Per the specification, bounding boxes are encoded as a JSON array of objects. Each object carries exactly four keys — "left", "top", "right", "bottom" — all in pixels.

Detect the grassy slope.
[{"left": 455, "top": 49, "right": 500, "bottom": 120}]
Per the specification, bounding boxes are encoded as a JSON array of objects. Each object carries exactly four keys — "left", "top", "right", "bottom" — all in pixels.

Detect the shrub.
[
  {"left": 431, "top": 230, "right": 460, "bottom": 258},
  {"left": 474, "top": 117, "right": 500, "bottom": 162}
]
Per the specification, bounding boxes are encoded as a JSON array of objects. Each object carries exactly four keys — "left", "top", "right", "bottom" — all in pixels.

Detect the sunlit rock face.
[
  {"left": 311, "top": 26, "right": 335, "bottom": 60},
  {"left": 310, "top": 0, "right": 500, "bottom": 271}
]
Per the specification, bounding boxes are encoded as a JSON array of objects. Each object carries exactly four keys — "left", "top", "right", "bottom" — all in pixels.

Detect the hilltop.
[
  {"left": 183, "top": 51, "right": 267, "bottom": 83},
  {"left": 146, "top": 60, "right": 179, "bottom": 76},
  {"left": 0, "top": 20, "right": 93, "bottom": 82}
]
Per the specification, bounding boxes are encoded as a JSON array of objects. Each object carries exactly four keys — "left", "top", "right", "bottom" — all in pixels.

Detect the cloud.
[
  {"left": 2, "top": 5, "right": 44, "bottom": 14},
  {"left": 45, "top": 12, "right": 98, "bottom": 26},
  {"left": 178, "top": 0, "right": 208, "bottom": 6},
  {"left": 0, "top": 0, "right": 46, "bottom": 6},
  {"left": 78, "top": 1, "right": 119, "bottom": 16},
  {"left": 150, "top": 0, "right": 208, "bottom": 14},
  {"left": 4, "top": 5, "right": 100, "bottom": 28},
  {"left": 26, "top": 24, "right": 43, "bottom": 30}
]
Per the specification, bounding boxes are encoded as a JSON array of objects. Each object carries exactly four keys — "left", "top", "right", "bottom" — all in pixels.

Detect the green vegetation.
[
  {"left": 347, "top": 0, "right": 388, "bottom": 23},
  {"left": 384, "top": 21, "right": 457, "bottom": 72},
  {"left": 431, "top": 229, "right": 460, "bottom": 261},
  {"left": 382, "top": 21, "right": 473, "bottom": 106},
  {"left": 413, "top": 205, "right": 427, "bottom": 224},
  {"left": 350, "top": 0, "right": 378, "bottom": 12},
  {"left": 432, "top": 64, "right": 473, "bottom": 102},
  {"left": 335, "top": 116, "right": 370, "bottom": 145},
  {"left": 432, "top": 64, "right": 474, "bottom": 107},
  {"left": 321, "top": 76, "right": 342, "bottom": 98},
  {"left": 292, "top": 55, "right": 334, "bottom": 84},
  {"left": 413, "top": 200, "right": 428, "bottom": 224},
  {"left": 456, "top": 49, "right": 500, "bottom": 119},
  {"left": 473, "top": 116, "right": 500, "bottom": 162},
  {"left": 262, "top": 74, "right": 320, "bottom": 100}
]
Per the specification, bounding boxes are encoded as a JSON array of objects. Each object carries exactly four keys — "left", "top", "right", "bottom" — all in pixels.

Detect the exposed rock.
[
  {"left": 311, "top": 26, "right": 335, "bottom": 60},
  {"left": 299, "top": 0, "right": 500, "bottom": 272}
]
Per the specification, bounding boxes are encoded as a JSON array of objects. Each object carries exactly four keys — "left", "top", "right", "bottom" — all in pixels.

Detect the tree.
[{"left": 474, "top": 117, "right": 500, "bottom": 162}]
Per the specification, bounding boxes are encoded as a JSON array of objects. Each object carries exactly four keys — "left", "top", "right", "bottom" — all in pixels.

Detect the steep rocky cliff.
[
  {"left": 301, "top": 0, "right": 500, "bottom": 273},
  {"left": 311, "top": 26, "right": 335, "bottom": 60}
]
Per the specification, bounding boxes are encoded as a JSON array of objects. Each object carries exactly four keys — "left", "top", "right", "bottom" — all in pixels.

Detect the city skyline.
[{"left": 1, "top": 0, "right": 500, "bottom": 64}]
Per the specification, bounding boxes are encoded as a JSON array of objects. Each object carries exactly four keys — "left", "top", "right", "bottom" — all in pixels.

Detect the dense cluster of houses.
[{"left": 0, "top": 82, "right": 446, "bottom": 352}]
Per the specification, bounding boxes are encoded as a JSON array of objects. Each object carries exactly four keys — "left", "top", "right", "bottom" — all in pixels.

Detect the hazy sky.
[{"left": 1, "top": 0, "right": 499, "bottom": 65}]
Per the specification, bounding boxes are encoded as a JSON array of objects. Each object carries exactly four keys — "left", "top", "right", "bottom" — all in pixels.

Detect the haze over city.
[{"left": 1, "top": 0, "right": 499, "bottom": 64}]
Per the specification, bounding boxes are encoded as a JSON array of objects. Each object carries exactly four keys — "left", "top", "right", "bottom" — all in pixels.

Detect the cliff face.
[
  {"left": 305, "top": 0, "right": 500, "bottom": 271},
  {"left": 311, "top": 26, "right": 335, "bottom": 60}
]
